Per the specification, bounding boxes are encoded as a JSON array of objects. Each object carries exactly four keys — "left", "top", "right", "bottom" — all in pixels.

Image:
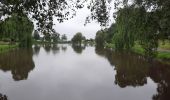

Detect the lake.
[{"left": 0, "top": 44, "right": 170, "bottom": 100}]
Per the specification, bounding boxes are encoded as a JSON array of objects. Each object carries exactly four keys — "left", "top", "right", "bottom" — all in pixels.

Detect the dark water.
[{"left": 0, "top": 44, "right": 170, "bottom": 100}]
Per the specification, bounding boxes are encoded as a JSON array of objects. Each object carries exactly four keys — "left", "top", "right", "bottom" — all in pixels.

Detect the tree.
[
  {"left": 72, "top": 44, "right": 86, "bottom": 54},
  {"left": 0, "top": 0, "right": 111, "bottom": 33},
  {"left": 44, "top": 32, "right": 51, "bottom": 42},
  {"left": 61, "top": 34, "right": 67, "bottom": 42},
  {"left": 51, "top": 31, "right": 60, "bottom": 43},
  {"left": 106, "top": 23, "right": 116, "bottom": 43},
  {"left": 95, "top": 30, "right": 106, "bottom": 47},
  {"left": 112, "top": 6, "right": 159, "bottom": 57},
  {"left": 1, "top": 0, "right": 170, "bottom": 53},
  {"left": 1, "top": 0, "right": 170, "bottom": 35},
  {"left": 33, "top": 30, "right": 40, "bottom": 40},
  {"left": 114, "top": 0, "right": 170, "bottom": 40},
  {"left": 82, "top": 36, "right": 86, "bottom": 41},
  {"left": 1, "top": 14, "right": 34, "bottom": 47},
  {"left": 71, "top": 32, "right": 84, "bottom": 45}
]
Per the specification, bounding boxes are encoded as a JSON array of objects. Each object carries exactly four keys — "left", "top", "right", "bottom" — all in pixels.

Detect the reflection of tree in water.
[
  {"left": 149, "top": 62, "right": 170, "bottom": 100},
  {"left": 0, "top": 93, "right": 7, "bottom": 100},
  {"left": 51, "top": 44, "right": 60, "bottom": 54},
  {"left": 96, "top": 48, "right": 149, "bottom": 87},
  {"left": 0, "top": 49, "right": 35, "bottom": 81},
  {"left": 108, "top": 51, "right": 149, "bottom": 87},
  {"left": 95, "top": 47, "right": 170, "bottom": 100},
  {"left": 72, "top": 44, "right": 86, "bottom": 54},
  {"left": 88, "top": 42, "right": 95, "bottom": 47},
  {"left": 33, "top": 44, "right": 40, "bottom": 55},
  {"left": 61, "top": 46, "right": 67, "bottom": 52},
  {"left": 95, "top": 46, "right": 105, "bottom": 57},
  {"left": 43, "top": 44, "right": 52, "bottom": 53},
  {"left": 42, "top": 44, "right": 60, "bottom": 54}
]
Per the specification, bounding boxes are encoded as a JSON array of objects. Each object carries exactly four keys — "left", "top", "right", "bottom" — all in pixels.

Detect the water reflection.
[
  {"left": 38, "top": 44, "right": 61, "bottom": 54},
  {"left": 95, "top": 47, "right": 170, "bottom": 100},
  {"left": 0, "top": 49, "right": 35, "bottom": 81},
  {"left": 71, "top": 44, "right": 86, "bottom": 54},
  {"left": 0, "top": 93, "right": 7, "bottom": 100},
  {"left": 43, "top": 44, "right": 52, "bottom": 53},
  {"left": 0, "top": 45, "right": 170, "bottom": 100},
  {"left": 51, "top": 44, "right": 60, "bottom": 54},
  {"left": 61, "top": 45, "right": 67, "bottom": 52},
  {"left": 95, "top": 47, "right": 148, "bottom": 87},
  {"left": 149, "top": 62, "right": 170, "bottom": 100},
  {"left": 33, "top": 44, "right": 40, "bottom": 55}
]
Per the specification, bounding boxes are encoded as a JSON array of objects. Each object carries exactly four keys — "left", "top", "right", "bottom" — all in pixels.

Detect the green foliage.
[
  {"left": 106, "top": 23, "right": 116, "bottom": 43},
  {"left": 132, "top": 42, "right": 170, "bottom": 59},
  {"left": 44, "top": 33, "right": 51, "bottom": 42},
  {"left": 71, "top": 32, "right": 84, "bottom": 45},
  {"left": 159, "top": 40, "right": 170, "bottom": 50},
  {"left": 51, "top": 32, "right": 60, "bottom": 43},
  {"left": 61, "top": 34, "right": 67, "bottom": 41},
  {"left": 95, "top": 23, "right": 116, "bottom": 48},
  {"left": 1, "top": 14, "right": 34, "bottom": 47},
  {"left": 157, "top": 52, "right": 170, "bottom": 59},
  {"left": 33, "top": 30, "right": 40, "bottom": 40},
  {"left": 0, "top": 44, "right": 17, "bottom": 53},
  {"left": 100, "top": 0, "right": 169, "bottom": 58},
  {"left": 111, "top": 6, "right": 160, "bottom": 57},
  {"left": 113, "top": 7, "right": 140, "bottom": 50},
  {"left": 95, "top": 30, "right": 106, "bottom": 47},
  {"left": 0, "top": 0, "right": 111, "bottom": 33}
]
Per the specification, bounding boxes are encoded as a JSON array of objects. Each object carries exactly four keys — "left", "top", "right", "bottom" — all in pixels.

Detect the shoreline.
[{"left": 0, "top": 44, "right": 18, "bottom": 54}]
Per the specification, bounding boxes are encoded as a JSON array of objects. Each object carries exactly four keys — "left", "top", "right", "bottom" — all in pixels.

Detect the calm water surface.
[{"left": 0, "top": 44, "right": 170, "bottom": 100}]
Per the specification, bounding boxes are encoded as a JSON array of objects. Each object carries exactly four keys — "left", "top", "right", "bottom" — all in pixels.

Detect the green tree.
[
  {"left": 61, "top": 34, "right": 67, "bottom": 42},
  {"left": 0, "top": 0, "right": 110, "bottom": 32},
  {"left": 1, "top": 14, "right": 34, "bottom": 47},
  {"left": 106, "top": 23, "right": 116, "bottom": 43},
  {"left": 82, "top": 36, "right": 86, "bottom": 41},
  {"left": 33, "top": 30, "right": 40, "bottom": 40},
  {"left": 51, "top": 31, "right": 60, "bottom": 43},
  {"left": 44, "top": 33, "right": 51, "bottom": 42},
  {"left": 71, "top": 32, "right": 84, "bottom": 45},
  {"left": 112, "top": 6, "right": 159, "bottom": 57},
  {"left": 95, "top": 30, "right": 106, "bottom": 47}
]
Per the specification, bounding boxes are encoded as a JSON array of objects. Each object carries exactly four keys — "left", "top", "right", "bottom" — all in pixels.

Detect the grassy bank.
[
  {"left": 105, "top": 40, "right": 170, "bottom": 60},
  {"left": 132, "top": 41, "right": 170, "bottom": 59},
  {"left": 159, "top": 40, "right": 170, "bottom": 50},
  {"left": 0, "top": 44, "right": 18, "bottom": 54}
]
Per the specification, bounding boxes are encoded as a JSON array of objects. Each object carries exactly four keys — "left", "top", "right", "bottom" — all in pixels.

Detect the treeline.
[
  {"left": 33, "top": 30, "right": 68, "bottom": 43},
  {"left": 0, "top": 14, "right": 68, "bottom": 47},
  {"left": 95, "top": 24, "right": 116, "bottom": 47},
  {"left": 71, "top": 32, "right": 94, "bottom": 45},
  {"left": 95, "top": 2, "right": 170, "bottom": 57}
]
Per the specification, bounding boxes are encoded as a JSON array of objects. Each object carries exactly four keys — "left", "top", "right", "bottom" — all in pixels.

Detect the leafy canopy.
[{"left": 0, "top": 0, "right": 112, "bottom": 32}]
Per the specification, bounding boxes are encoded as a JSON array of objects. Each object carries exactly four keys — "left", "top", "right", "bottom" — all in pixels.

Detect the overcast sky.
[{"left": 53, "top": 2, "right": 115, "bottom": 40}]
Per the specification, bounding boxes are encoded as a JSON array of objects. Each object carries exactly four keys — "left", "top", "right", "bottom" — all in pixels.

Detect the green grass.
[
  {"left": 157, "top": 52, "right": 170, "bottom": 59},
  {"left": 0, "top": 44, "right": 18, "bottom": 53},
  {"left": 105, "top": 43, "right": 115, "bottom": 48},
  {"left": 159, "top": 40, "right": 170, "bottom": 50},
  {"left": 132, "top": 42, "right": 170, "bottom": 59},
  {"left": 132, "top": 44, "right": 144, "bottom": 55}
]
